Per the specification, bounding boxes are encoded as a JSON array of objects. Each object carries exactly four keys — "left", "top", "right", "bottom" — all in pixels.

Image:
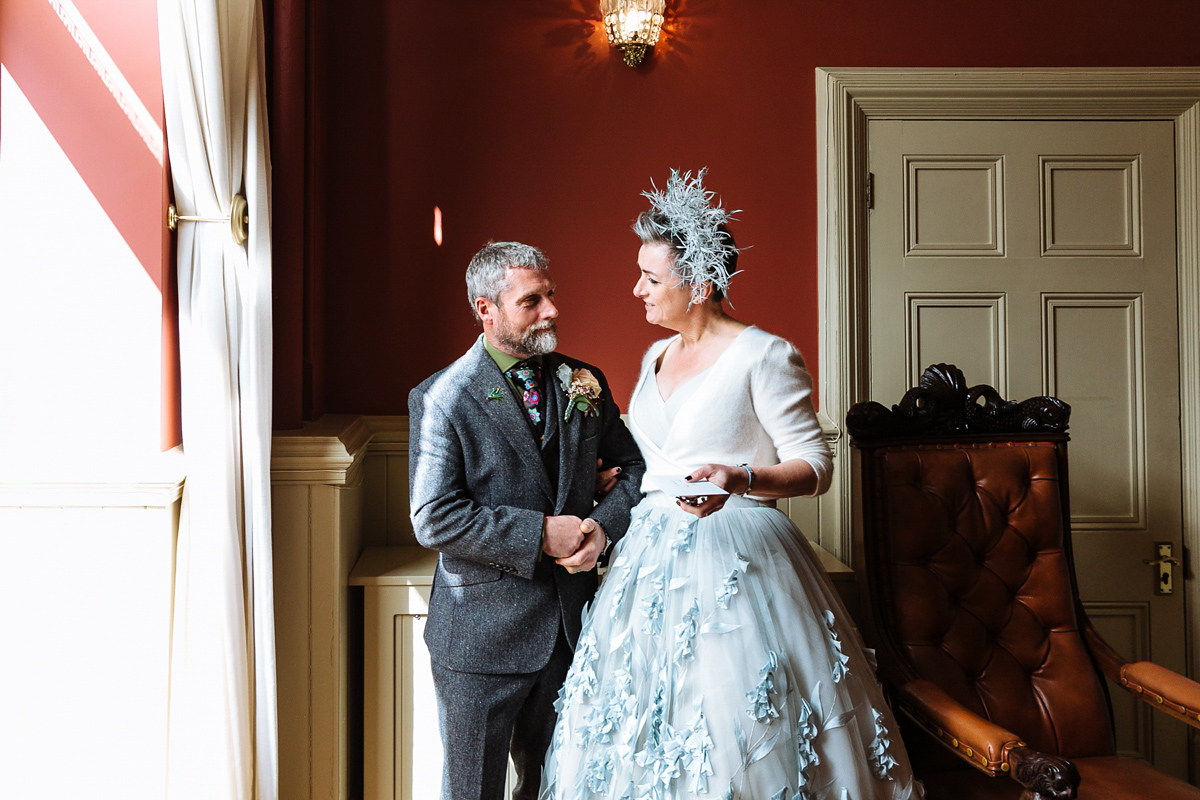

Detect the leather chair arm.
[
  {"left": 898, "top": 680, "right": 1081, "bottom": 800},
  {"left": 1116, "top": 661, "right": 1200, "bottom": 728},
  {"left": 1084, "top": 621, "right": 1200, "bottom": 728},
  {"left": 898, "top": 679, "right": 1027, "bottom": 773}
]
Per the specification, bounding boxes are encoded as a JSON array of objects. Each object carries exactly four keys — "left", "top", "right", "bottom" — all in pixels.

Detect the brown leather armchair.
[{"left": 846, "top": 364, "right": 1200, "bottom": 799}]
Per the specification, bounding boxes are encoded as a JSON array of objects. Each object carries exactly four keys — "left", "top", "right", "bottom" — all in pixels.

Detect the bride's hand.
[{"left": 676, "top": 464, "right": 746, "bottom": 518}]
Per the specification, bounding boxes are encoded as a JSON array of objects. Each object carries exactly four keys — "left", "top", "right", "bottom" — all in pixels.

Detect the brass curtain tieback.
[{"left": 167, "top": 194, "right": 249, "bottom": 244}]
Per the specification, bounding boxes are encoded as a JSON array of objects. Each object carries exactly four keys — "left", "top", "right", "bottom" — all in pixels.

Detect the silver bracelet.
[{"left": 735, "top": 463, "right": 754, "bottom": 495}]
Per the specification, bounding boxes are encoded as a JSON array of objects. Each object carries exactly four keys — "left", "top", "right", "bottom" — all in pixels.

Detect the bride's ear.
[{"left": 691, "top": 283, "right": 714, "bottom": 305}]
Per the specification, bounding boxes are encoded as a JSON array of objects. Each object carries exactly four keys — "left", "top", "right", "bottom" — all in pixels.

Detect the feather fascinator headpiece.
[{"left": 641, "top": 168, "right": 742, "bottom": 303}]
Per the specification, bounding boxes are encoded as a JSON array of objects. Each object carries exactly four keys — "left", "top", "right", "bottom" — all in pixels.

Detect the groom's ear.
[{"left": 474, "top": 296, "right": 494, "bottom": 326}]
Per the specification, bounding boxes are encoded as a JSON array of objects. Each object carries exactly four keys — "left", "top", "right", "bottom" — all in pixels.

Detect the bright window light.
[{"left": 0, "top": 65, "right": 161, "bottom": 471}]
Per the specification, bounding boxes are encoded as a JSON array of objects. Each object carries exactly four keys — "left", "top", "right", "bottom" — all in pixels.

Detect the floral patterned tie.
[{"left": 505, "top": 360, "right": 544, "bottom": 435}]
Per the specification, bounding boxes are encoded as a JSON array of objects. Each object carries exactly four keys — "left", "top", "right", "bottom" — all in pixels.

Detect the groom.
[{"left": 408, "top": 241, "right": 645, "bottom": 800}]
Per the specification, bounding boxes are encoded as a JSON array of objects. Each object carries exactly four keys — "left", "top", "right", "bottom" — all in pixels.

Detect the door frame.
[{"left": 816, "top": 67, "right": 1200, "bottom": 680}]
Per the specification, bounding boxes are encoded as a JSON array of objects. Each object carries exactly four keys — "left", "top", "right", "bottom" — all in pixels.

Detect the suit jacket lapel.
[
  {"left": 542, "top": 368, "right": 560, "bottom": 454},
  {"left": 468, "top": 340, "right": 555, "bottom": 502},
  {"left": 547, "top": 354, "right": 582, "bottom": 514}
]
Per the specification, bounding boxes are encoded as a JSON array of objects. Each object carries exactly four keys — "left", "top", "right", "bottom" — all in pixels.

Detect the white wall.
[
  {"left": 0, "top": 65, "right": 162, "bottom": 469},
  {"left": 0, "top": 474, "right": 182, "bottom": 800},
  {"left": 0, "top": 62, "right": 177, "bottom": 800}
]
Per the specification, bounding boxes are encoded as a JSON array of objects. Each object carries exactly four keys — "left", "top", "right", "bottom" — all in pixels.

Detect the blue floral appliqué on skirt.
[{"left": 540, "top": 502, "right": 924, "bottom": 800}]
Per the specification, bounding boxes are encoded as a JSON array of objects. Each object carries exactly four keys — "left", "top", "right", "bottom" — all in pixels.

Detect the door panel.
[
  {"left": 869, "top": 119, "right": 1185, "bottom": 776},
  {"left": 907, "top": 293, "right": 1006, "bottom": 390},
  {"left": 1089, "top": 602, "right": 1155, "bottom": 760},
  {"left": 1045, "top": 296, "right": 1143, "bottom": 527},
  {"left": 906, "top": 157, "right": 1005, "bottom": 256},
  {"left": 1042, "top": 157, "right": 1141, "bottom": 255}
]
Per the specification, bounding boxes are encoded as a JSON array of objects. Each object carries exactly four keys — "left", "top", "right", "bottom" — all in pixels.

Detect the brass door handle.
[{"left": 1144, "top": 543, "right": 1178, "bottom": 594}]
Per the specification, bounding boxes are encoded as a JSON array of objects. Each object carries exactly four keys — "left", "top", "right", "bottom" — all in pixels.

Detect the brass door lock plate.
[{"left": 1143, "top": 542, "right": 1179, "bottom": 595}]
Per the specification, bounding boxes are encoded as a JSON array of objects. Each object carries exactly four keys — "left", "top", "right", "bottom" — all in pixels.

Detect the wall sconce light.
[{"left": 601, "top": 0, "right": 665, "bottom": 68}]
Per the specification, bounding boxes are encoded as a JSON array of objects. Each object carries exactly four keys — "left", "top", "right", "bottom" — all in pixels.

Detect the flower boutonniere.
[{"left": 557, "top": 364, "right": 602, "bottom": 422}]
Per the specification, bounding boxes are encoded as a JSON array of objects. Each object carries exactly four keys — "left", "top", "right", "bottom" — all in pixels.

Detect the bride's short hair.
[{"left": 466, "top": 241, "right": 549, "bottom": 322}]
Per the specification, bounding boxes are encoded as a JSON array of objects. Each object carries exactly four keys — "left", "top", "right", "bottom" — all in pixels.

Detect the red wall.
[{"left": 277, "top": 0, "right": 1200, "bottom": 425}]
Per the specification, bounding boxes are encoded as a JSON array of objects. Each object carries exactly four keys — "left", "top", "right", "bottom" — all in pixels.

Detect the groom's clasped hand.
[
  {"left": 542, "top": 456, "right": 622, "bottom": 573},
  {"left": 543, "top": 514, "right": 607, "bottom": 574}
]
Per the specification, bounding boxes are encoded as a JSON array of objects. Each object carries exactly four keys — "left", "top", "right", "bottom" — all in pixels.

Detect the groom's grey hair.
[{"left": 466, "top": 241, "right": 550, "bottom": 323}]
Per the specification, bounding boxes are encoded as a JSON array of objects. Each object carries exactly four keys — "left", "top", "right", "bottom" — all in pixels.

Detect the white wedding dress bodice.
[
  {"left": 539, "top": 328, "right": 923, "bottom": 800},
  {"left": 628, "top": 327, "right": 832, "bottom": 511}
]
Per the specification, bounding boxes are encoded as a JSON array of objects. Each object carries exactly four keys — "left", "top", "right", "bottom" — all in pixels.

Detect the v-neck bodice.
[
  {"left": 634, "top": 365, "right": 712, "bottom": 449},
  {"left": 627, "top": 326, "right": 833, "bottom": 508}
]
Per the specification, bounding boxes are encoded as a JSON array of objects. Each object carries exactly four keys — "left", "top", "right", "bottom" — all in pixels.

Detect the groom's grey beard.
[{"left": 498, "top": 320, "right": 558, "bottom": 359}]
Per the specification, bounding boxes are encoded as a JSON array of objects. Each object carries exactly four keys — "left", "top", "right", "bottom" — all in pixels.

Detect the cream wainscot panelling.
[
  {"left": 272, "top": 415, "right": 373, "bottom": 800},
  {"left": 0, "top": 450, "right": 184, "bottom": 800},
  {"left": 350, "top": 545, "right": 439, "bottom": 800}
]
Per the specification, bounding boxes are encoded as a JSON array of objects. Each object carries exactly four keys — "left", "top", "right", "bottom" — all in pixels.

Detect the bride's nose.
[{"left": 633, "top": 276, "right": 645, "bottom": 297}]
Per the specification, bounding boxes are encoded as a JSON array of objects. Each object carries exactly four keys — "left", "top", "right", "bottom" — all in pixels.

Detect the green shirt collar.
[{"left": 482, "top": 335, "right": 543, "bottom": 373}]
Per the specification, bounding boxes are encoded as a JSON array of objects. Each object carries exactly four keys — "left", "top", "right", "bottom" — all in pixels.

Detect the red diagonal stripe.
[{"left": 1, "top": 0, "right": 166, "bottom": 290}]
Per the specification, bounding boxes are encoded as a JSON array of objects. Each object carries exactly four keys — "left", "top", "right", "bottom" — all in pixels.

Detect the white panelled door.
[{"left": 868, "top": 120, "right": 1186, "bottom": 776}]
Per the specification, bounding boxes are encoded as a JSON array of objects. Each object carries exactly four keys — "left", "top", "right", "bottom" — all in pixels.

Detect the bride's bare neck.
[
  {"left": 654, "top": 308, "right": 748, "bottom": 401},
  {"left": 673, "top": 306, "right": 745, "bottom": 350}
]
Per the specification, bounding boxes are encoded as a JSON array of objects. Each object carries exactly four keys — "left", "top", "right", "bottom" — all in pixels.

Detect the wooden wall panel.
[
  {"left": 0, "top": 464, "right": 182, "bottom": 800},
  {"left": 272, "top": 419, "right": 369, "bottom": 800}
]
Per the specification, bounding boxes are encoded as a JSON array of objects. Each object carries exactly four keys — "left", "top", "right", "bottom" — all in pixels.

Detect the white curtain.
[{"left": 157, "top": 1, "right": 276, "bottom": 798}]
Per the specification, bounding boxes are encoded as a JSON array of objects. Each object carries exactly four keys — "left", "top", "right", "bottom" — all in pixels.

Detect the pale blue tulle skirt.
[{"left": 539, "top": 499, "right": 923, "bottom": 800}]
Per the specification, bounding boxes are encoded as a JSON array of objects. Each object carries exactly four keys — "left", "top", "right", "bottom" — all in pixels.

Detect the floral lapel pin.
[
  {"left": 486, "top": 386, "right": 504, "bottom": 401},
  {"left": 557, "top": 364, "right": 602, "bottom": 421}
]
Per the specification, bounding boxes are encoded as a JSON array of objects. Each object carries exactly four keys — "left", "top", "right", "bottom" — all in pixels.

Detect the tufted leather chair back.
[{"left": 857, "top": 435, "right": 1115, "bottom": 759}]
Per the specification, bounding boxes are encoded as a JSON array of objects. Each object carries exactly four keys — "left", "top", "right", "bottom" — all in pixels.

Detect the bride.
[{"left": 539, "top": 170, "right": 923, "bottom": 799}]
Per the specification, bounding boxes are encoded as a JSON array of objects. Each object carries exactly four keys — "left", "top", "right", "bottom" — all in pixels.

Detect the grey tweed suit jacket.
[{"left": 408, "top": 336, "right": 646, "bottom": 674}]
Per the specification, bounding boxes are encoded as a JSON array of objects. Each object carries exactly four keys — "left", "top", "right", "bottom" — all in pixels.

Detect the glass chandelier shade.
[{"left": 601, "top": 0, "right": 665, "bottom": 67}]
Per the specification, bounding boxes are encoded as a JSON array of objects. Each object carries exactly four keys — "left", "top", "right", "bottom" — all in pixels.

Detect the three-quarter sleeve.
[{"left": 749, "top": 337, "right": 833, "bottom": 495}]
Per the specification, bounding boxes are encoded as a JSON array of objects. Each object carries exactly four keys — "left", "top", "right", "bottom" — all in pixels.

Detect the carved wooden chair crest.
[{"left": 847, "top": 364, "right": 1200, "bottom": 799}]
